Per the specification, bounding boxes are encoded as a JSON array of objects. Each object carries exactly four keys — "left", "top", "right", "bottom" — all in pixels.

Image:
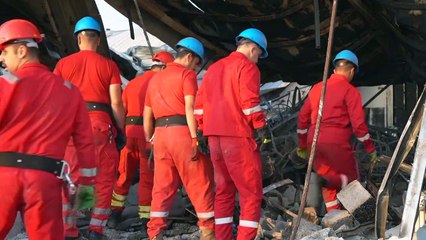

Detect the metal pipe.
[
  {"left": 399, "top": 101, "right": 426, "bottom": 239},
  {"left": 363, "top": 85, "right": 390, "bottom": 108},
  {"left": 313, "top": 0, "right": 321, "bottom": 49},
  {"left": 375, "top": 87, "right": 426, "bottom": 238},
  {"left": 43, "top": 0, "right": 63, "bottom": 49},
  {"left": 133, "top": 0, "right": 154, "bottom": 57},
  {"left": 289, "top": 1, "right": 339, "bottom": 239},
  {"left": 125, "top": 0, "right": 135, "bottom": 39}
]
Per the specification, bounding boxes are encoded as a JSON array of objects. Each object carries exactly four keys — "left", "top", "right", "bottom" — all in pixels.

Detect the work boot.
[
  {"left": 151, "top": 232, "right": 164, "bottom": 240},
  {"left": 88, "top": 231, "right": 106, "bottom": 240},
  {"left": 199, "top": 227, "right": 215, "bottom": 240},
  {"left": 107, "top": 209, "right": 122, "bottom": 229}
]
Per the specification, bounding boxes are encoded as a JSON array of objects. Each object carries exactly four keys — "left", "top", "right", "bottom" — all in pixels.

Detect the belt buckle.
[{"left": 57, "top": 160, "right": 68, "bottom": 179}]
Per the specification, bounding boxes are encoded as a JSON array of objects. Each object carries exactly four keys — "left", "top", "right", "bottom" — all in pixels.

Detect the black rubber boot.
[
  {"left": 88, "top": 231, "right": 106, "bottom": 240},
  {"left": 106, "top": 209, "right": 122, "bottom": 229}
]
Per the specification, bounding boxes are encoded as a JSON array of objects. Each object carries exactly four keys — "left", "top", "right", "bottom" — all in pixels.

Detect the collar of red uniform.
[
  {"left": 167, "top": 62, "right": 186, "bottom": 68},
  {"left": 330, "top": 73, "right": 349, "bottom": 82},
  {"left": 18, "top": 62, "right": 49, "bottom": 71}
]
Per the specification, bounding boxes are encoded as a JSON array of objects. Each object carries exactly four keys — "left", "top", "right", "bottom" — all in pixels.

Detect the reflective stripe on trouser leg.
[
  {"left": 216, "top": 136, "right": 262, "bottom": 240},
  {"left": 147, "top": 127, "right": 183, "bottom": 239},
  {"left": 89, "top": 122, "right": 119, "bottom": 234},
  {"left": 16, "top": 170, "right": 64, "bottom": 239},
  {"left": 112, "top": 138, "right": 140, "bottom": 210},
  {"left": 178, "top": 153, "right": 215, "bottom": 231},
  {"left": 139, "top": 205, "right": 151, "bottom": 219},
  {"left": 322, "top": 186, "right": 340, "bottom": 212},
  {"left": 139, "top": 150, "right": 154, "bottom": 208},
  {"left": 209, "top": 136, "right": 238, "bottom": 240},
  {"left": 62, "top": 189, "right": 79, "bottom": 238}
]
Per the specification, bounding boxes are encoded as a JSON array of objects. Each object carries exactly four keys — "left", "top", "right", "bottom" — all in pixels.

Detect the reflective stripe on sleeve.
[
  {"left": 197, "top": 211, "right": 214, "bottom": 219},
  {"left": 297, "top": 128, "right": 308, "bottom": 134},
  {"left": 80, "top": 168, "right": 97, "bottom": 177},
  {"left": 242, "top": 105, "right": 262, "bottom": 115},
  {"left": 93, "top": 208, "right": 111, "bottom": 215},
  {"left": 63, "top": 216, "right": 76, "bottom": 224},
  {"left": 63, "top": 204, "right": 72, "bottom": 211},
  {"left": 357, "top": 133, "right": 370, "bottom": 142},
  {"left": 215, "top": 217, "right": 233, "bottom": 225},
  {"left": 112, "top": 191, "right": 127, "bottom": 201},
  {"left": 90, "top": 218, "right": 108, "bottom": 227},
  {"left": 150, "top": 211, "right": 169, "bottom": 217},
  {"left": 194, "top": 109, "right": 204, "bottom": 115},
  {"left": 139, "top": 205, "right": 151, "bottom": 212},
  {"left": 239, "top": 220, "right": 259, "bottom": 228}
]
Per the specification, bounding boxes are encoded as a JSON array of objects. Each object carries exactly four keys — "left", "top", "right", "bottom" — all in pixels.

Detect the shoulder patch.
[
  {"left": 64, "top": 80, "right": 73, "bottom": 89},
  {"left": 1, "top": 72, "right": 20, "bottom": 84}
]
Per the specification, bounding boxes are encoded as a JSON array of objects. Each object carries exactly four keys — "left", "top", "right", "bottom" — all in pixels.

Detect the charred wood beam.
[
  {"left": 135, "top": 0, "right": 228, "bottom": 57},
  {"left": 165, "top": 0, "right": 312, "bottom": 22},
  {"left": 376, "top": 0, "right": 426, "bottom": 10},
  {"left": 378, "top": 155, "right": 426, "bottom": 180},
  {"left": 350, "top": 0, "right": 426, "bottom": 53}
]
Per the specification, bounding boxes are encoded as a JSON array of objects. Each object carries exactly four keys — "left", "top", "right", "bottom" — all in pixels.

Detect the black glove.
[
  {"left": 256, "top": 126, "right": 272, "bottom": 148},
  {"left": 197, "top": 130, "right": 210, "bottom": 155}
]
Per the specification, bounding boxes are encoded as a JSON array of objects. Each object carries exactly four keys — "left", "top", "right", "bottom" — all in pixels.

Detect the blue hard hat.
[
  {"left": 175, "top": 37, "right": 205, "bottom": 63},
  {"left": 74, "top": 16, "right": 101, "bottom": 36},
  {"left": 333, "top": 50, "right": 359, "bottom": 71},
  {"left": 235, "top": 28, "right": 268, "bottom": 58}
]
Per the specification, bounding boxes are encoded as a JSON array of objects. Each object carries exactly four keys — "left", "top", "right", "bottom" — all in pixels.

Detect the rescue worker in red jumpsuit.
[
  {"left": 144, "top": 37, "right": 215, "bottom": 240},
  {"left": 0, "top": 19, "right": 96, "bottom": 240},
  {"left": 194, "top": 28, "right": 271, "bottom": 240},
  {"left": 108, "top": 51, "right": 175, "bottom": 231},
  {"left": 297, "top": 50, "right": 377, "bottom": 212},
  {"left": 54, "top": 16, "right": 125, "bottom": 239}
]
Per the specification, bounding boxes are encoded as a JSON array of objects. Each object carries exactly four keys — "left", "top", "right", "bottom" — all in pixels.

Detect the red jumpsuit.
[
  {"left": 194, "top": 52, "right": 266, "bottom": 240},
  {"left": 297, "top": 73, "right": 376, "bottom": 212},
  {"left": 0, "top": 63, "right": 95, "bottom": 240},
  {"left": 145, "top": 63, "right": 215, "bottom": 238},
  {"left": 111, "top": 70, "right": 155, "bottom": 219},
  {"left": 54, "top": 50, "right": 122, "bottom": 235}
]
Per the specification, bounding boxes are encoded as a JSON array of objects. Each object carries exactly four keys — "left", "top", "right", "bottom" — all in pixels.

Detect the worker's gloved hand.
[
  {"left": 191, "top": 138, "right": 199, "bottom": 161},
  {"left": 256, "top": 126, "right": 272, "bottom": 150},
  {"left": 197, "top": 130, "right": 210, "bottom": 155},
  {"left": 369, "top": 150, "right": 378, "bottom": 163},
  {"left": 77, "top": 185, "right": 95, "bottom": 210},
  {"left": 297, "top": 147, "right": 308, "bottom": 159}
]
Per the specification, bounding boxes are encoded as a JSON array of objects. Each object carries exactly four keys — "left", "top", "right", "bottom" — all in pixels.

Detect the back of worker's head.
[
  {"left": 74, "top": 16, "right": 101, "bottom": 50},
  {"left": 0, "top": 19, "right": 42, "bottom": 72},
  {"left": 235, "top": 28, "right": 268, "bottom": 64},
  {"left": 333, "top": 50, "right": 359, "bottom": 82},
  {"left": 151, "top": 51, "right": 174, "bottom": 71},
  {"left": 174, "top": 37, "right": 204, "bottom": 70}
]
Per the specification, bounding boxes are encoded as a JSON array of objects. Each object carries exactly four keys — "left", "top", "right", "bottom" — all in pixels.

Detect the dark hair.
[{"left": 176, "top": 47, "right": 200, "bottom": 63}]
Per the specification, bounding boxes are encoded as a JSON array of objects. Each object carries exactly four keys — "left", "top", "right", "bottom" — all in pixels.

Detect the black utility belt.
[
  {"left": 0, "top": 152, "right": 64, "bottom": 177},
  {"left": 126, "top": 116, "right": 144, "bottom": 126},
  {"left": 86, "top": 102, "right": 110, "bottom": 113},
  {"left": 155, "top": 115, "right": 187, "bottom": 127}
]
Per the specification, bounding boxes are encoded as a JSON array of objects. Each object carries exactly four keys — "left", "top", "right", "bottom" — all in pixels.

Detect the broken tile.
[
  {"left": 321, "top": 209, "right": 353, "bottom": 230},
  {"left": 337, "top": 180, "right": 375, "bottom": 223}
]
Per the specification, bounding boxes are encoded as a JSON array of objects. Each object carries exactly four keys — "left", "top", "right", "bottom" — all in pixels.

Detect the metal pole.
[
  {"left": 289, "top": 1, "right": 339, "bottom": 239},
  {"left": 133, "top": 0, "right": 154, "bottom": 57},
  {"left": 314, "top": 0, "right": 321, "bottom": 49}
]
